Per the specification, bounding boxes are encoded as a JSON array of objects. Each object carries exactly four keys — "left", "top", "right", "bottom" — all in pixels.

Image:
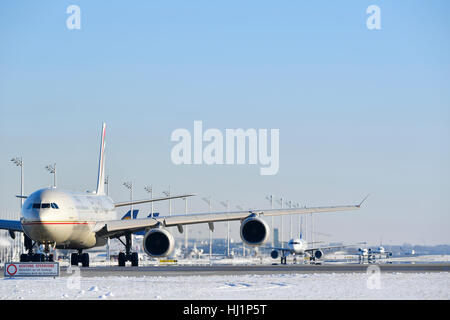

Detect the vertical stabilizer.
[{"left": 96, "top": 123, "right": 106, "bottom": 195}]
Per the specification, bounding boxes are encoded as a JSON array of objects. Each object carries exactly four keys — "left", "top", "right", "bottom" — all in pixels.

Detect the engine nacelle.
[
  {"left": 143, "top": 228, "right": 175, "bottom": 257},
  {"left": 270, "top": 250, "right": 279, "bottom": 259},
  {"left": 240, "top": 216, "right": 269, "bottom": 247},
  {"left": 314, "top": 250, "right": 323, "bottom": 259}
]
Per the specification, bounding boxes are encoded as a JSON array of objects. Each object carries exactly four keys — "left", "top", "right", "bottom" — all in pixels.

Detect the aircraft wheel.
[
  {"left": 20, "top": 254, "right": 29, "bottom": 262},
  {"left": 48, "top": 254, "right": 54, "bottom": 262},
  {"left": 71, "top": 253, "right": 79, "bottom": 266},
  {"left": 33, "top": 253, "right": 44, "bottom": 262},
  {"left": 131, "top": 252, "right": 139, "bottom": 267},
  {"left": 118, "top": 252, "right": 126, "bottom": 267},
  {"left": 81, "top": 253, "right": 89, "bottom": 267}
]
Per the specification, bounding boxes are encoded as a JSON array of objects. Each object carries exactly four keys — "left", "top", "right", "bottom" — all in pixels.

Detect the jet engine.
[
  {"left": 271, "top": 250, "right": 279, "bottom": 259},
  {"left": 240, "top": 216, "right": 269, "bottom": 246},
  {"left": 314, "top": 250, "right": 323, "bottom": 259},
  {"left": 143, "top": 228, "right": 175, "bottom": 257}
]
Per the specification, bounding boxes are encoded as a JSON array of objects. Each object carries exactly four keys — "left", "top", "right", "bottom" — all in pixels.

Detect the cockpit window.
[{"left": 31, "top": 203, "right": 59, "bottom": 209}]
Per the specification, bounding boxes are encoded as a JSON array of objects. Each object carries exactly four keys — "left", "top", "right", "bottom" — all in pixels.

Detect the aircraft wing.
[
  {"left": 0, "top": 219, "right": 23, "bottom": 232},
  {"left": 261, "top": 246, "right": 292, "bottom": 253},
  {"left": 114, "top": 194, "right": 196, "bottom": 208},
  {"left": 305, "top": 243, "right": 363, "bottom": 254},
  {"left": 94, "top": 201, "right": 363, "bottom": 239}
]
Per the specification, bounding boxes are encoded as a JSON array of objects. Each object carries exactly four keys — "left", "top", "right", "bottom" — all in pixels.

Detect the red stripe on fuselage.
[{"left": 22, "top": 222, "right": 95, "bottom": 225}]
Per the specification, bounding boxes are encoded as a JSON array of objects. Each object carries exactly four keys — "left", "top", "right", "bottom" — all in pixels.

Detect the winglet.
[{"left": 357, "top": 194, "right": 370, "bottom": 207}]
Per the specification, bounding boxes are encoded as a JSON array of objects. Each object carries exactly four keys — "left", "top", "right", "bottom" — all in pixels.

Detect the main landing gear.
[
  {"left": 71, "top": 250, "right": 90, "bottom": 267},
  {"left": 19, "top": 234, "right": 55, "bottom": 262},
  {"left": 117, "top": 233, "right": 139, "bottom": 267},
  {"left": 280, "top": 253, "right": 287, "bottom": 265}
]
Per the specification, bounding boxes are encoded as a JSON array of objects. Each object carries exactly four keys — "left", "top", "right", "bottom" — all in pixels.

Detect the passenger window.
[
  {"left": 41, "top": 203, "right": 50, "bottom": 208},
  {"left": 51, "top": 203, "right": 59, "bottom": 209},
  {"left": 32, "top": 203, "right": 40, "bottom": 209}
]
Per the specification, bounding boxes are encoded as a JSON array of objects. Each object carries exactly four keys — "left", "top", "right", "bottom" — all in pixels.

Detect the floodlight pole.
[
  {"left": 11, "top": 157, "right": 24, "bottom": 208},
  {"left": 221, "top": 201, "right": 230, "bottom": 257},
  {"left": 202, "top": 197, "right": 212, "bottom": 260},
  {"left": 163, "top": 186, "right": 171, "bottom": 216},
  {"left": 286, "top": 200, "right": 293, "bottom": 240},
  {"left": 266, "top": 195, "right": 274, "bottom": 246},
  {"left": 45, "top": 163, "right": 57, "bottom": 188},
  {"left": 105, "top": 175, "right": 110, "bottom": 262},
  {"left": 277, "top": 197, "right": 284, "bottom": 248},
  {"left": 105, "top": 175, "right": 110, "bottom": 196},
  {"left": 123, "top": 181, "right": 134, "bottom": 250},
  {"left": 144, "top": 185, "right": 153, "bottom": 217},
  {"left": 184, "top": 197, "right": 189, "bottom": 257},
  {"left": 11, "top": 157, "right": 24, "bottom": 260}
]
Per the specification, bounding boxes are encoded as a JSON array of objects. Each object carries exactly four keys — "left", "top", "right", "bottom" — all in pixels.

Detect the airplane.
[
  {"left": 356, "top": 246, "right": 392, "bottom": 263},
  {"left": 268, "top": 234, "right": 362, "bottom": 265},
  {"left": 0, "top": 123, "right": 367, "bottom": 267},
  {"left": 355, "top": 237, "right": 392, "bottom": 263}
]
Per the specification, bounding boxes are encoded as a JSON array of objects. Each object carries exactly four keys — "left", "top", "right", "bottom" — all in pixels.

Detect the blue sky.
[{"left": 1, "top": 1, "right": 449, "bottom": 245}]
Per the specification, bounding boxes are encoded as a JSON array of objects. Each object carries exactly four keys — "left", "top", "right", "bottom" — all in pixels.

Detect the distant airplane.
[
  {"left": 0, "top": 123, "right": 366, "bottom": 267},
  {"left": 356, "top": 246, "right": 392, "bottom": 263},
  {"left": 268, "top": 233, "right": 362, "bottom": 264}
]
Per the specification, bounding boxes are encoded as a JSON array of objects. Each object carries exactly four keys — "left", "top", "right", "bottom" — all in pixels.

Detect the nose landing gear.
[{"left": 19, "top": 235, "right": 55, "bottom": 262}]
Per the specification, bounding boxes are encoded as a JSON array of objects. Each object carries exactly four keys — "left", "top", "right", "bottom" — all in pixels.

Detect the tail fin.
[
  {"left": 96, "top": 123, "right": 106, "bottom": 195},
  {"left": 121, "top": 209, "right": 139, "bottom": 220}
]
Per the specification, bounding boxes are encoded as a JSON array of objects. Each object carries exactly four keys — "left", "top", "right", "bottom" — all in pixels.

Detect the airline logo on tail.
[
  {"left": 121, "top": 210, "right": 139, "bottom": 220},
  {"left": 121, "top": 210, "right": 160, "bottom": 220}
]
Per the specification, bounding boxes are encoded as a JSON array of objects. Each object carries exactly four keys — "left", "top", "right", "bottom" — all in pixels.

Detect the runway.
[{"left": 52, "top": 263, "right": 450, "bottom": 278}]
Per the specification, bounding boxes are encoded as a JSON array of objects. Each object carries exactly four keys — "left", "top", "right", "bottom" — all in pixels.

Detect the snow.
[{"left": 0, "top": 272, "right": 449, "bottom": 300}]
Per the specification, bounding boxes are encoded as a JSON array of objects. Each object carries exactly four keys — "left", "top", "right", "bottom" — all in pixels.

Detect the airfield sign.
[{"left": 4, "top": 262, "right": 60, "bottom": 277}]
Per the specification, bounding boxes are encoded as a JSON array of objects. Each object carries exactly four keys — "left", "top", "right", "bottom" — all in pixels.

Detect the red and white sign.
[{"left": 4, "top": 262, "right": 59, "bottom": 277}]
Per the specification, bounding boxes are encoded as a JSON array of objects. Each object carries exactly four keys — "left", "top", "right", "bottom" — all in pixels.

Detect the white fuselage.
[
  {"left": 287, "top": 238, "right": 308, "bottom": 255},
  {"left": 21, "top": 187, "right": 118, "bottom": 249}
]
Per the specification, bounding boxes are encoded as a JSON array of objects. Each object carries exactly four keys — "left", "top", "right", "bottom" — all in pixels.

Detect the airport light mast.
[
  {"left": 202, "top": 196, "right": 212, "bottom": 260},
  {"left": 265, "top": 195, "right": 275, "bottom": 246},
  {"left": 294, "top": 202, "right": 302, "bottom": 238},
  {"left": 105, "top": 175, "right": 110, "bottom": 196},
  {"left": 11, "top": 157, "right": 24, "bottom": 208},
  {"left": 276, "top": 197, "right": 284, "bottom": 248},
  {"left": 105, "top": 175, "right": 110, "bottom": 263},
  {"left": 144, "top": 185, "right": 153, "bottom": 217},
  {"left": 45, "top": 163, "right": 57, "bottom": 188},
  {"left": 235, "top": 204, "right": 246, "bottom": 257},
  {"left": 285, "top": 200, "right": 293, "bottom": 239},
  {"left": 122, "top": 181, "right": 134, "bottom": 218},
  {"left": 183, "top": 196, "right": 189, "bottom": 257},
  {"left": 163, "top": 186, "right": 171, "bottom": 216},
  {"left": 220, "top": 200, "right": 230, "bottom": 257},
  {"left": 123, "top": 181, "right": 134, "bottom": 252},
  {"left": 11, "top": 157, "right": 24, "bottom": 260}
]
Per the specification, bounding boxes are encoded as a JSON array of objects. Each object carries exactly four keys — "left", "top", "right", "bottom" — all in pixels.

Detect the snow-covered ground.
[{"left": 1, "top": 272, "right": 449, "bottom": 300}]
